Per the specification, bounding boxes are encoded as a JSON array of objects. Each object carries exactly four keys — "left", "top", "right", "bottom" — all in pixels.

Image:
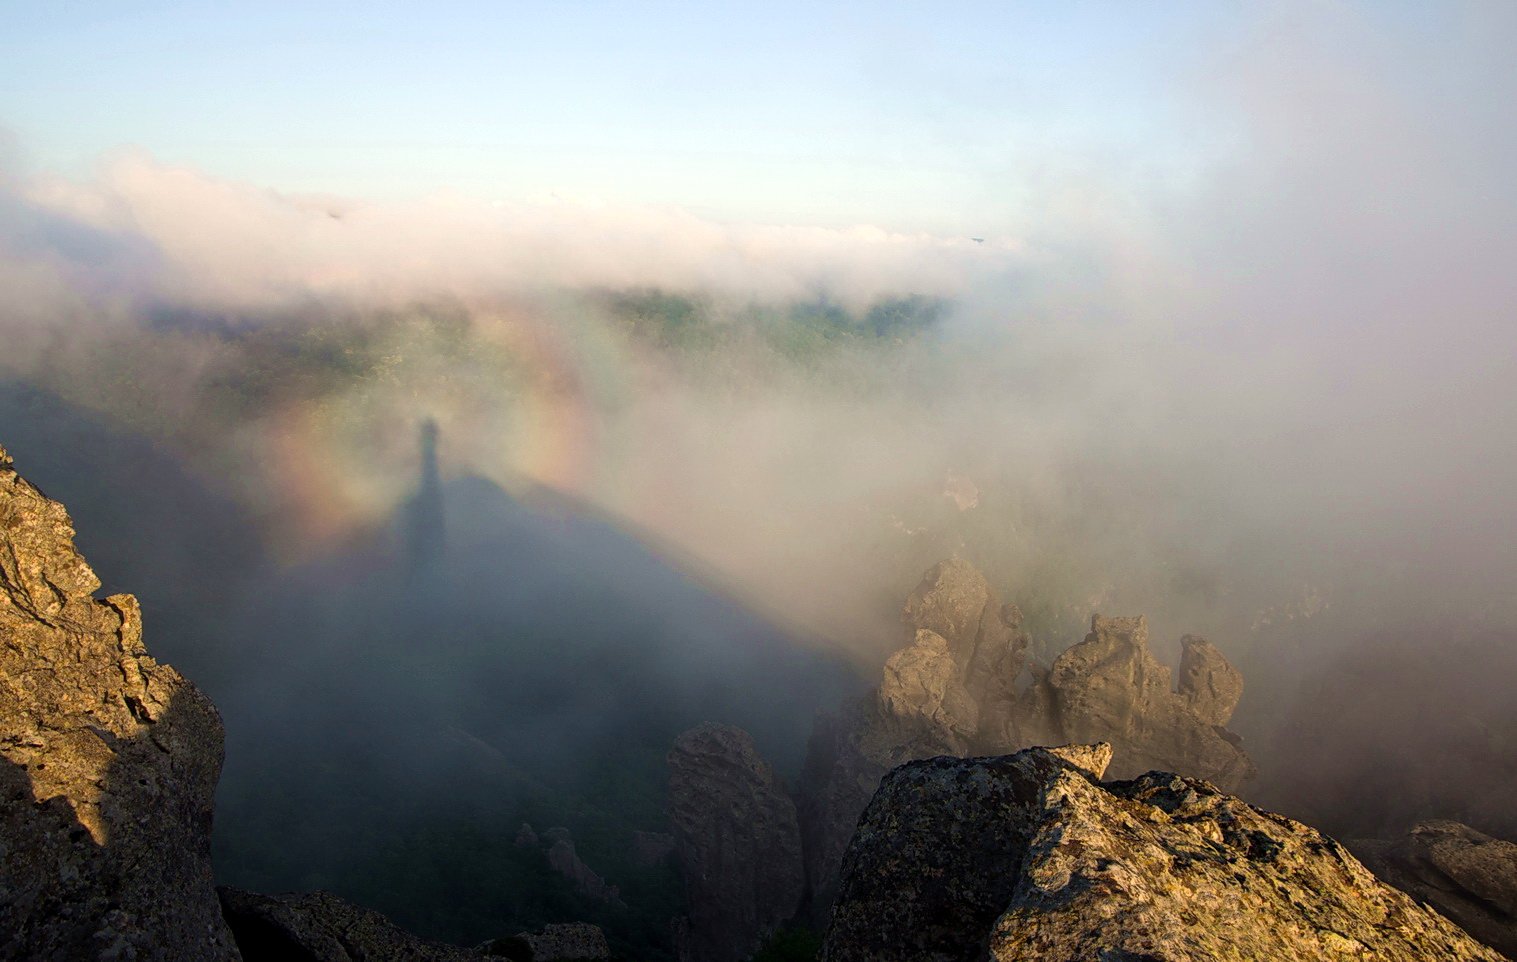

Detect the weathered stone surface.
[
  {"left": 798, "top": 561, "right": 1253, "bottom": 921},
  {"left": 901, "top": 559, "right": 993, "bottom": 665},
  {"left": 1353, "top": 821, "right": 1517, "bottom": 958},
  {"left": 667, "top": 724, "right": 804, "bottom": 962},
  {"left": 822, "top": 745, "right": 1507, "bottom": 962},
  {"left": 1178, "top": 632, "right": 1244, "bottom": 725},
  {"left": 877, "top": 628, "right": 977, "bottom": 744},
  {"left": 0, "top": 443, "right": 239, "bottom": 960},
  {"left": 822, "top": 746, "right": 1105, "bottom": 961},
  {"left": 543, "top": 827, "right": 624, "bottom": 908},
  {"left": 1048, "top": 615, "right": 1255, "bottom": 786},
  {"left": 797, "top": 562, "right": 1032, "bottom": 919},
  {"left": 902, "top": 559, "right": 1030, "bottom": 734},
  {"left": 506, "top": 923, "right": 609, "bottom": 961},
  {"left": 796, "top": 702, "right": 885, "bottom": 924},
  {"left": 219, "top": 887, "right": 481, "bottom": 961}
]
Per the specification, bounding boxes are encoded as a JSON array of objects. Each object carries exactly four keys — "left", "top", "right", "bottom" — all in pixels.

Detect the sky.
[
  {"left": 2, "top": 2, "right": 1516, "bottom": 785},
  {"left": 0, "top": 1, "right": 1264, "bottom": 233}
]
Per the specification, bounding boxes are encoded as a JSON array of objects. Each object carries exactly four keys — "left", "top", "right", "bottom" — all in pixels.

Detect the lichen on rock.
[
  {"left": 0, "top": 442, "right": 239, "bottom": 960},
  {"left": 822, "top": 744, "right": 1508, "bottom": 962}
]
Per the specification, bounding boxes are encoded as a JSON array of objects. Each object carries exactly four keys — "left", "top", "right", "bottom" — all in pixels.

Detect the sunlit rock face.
[
  {"left": 797, "top": 558, "right": 1254, "bottom": 919},
  {"left": 1352, "top": 820, "right": 1517, "bottom": 959},
  {"left": 822, "top": 745, "right": 1506, "bottom": 962},
  {"left": 1040, "top": 614, "right": 1256, "bottom": 784},
  {"left": 666, "top": 723, "right": 805, "bottom": 962},
  {"left": 0, "top": 443, "right": 238, "bottom": 960}
]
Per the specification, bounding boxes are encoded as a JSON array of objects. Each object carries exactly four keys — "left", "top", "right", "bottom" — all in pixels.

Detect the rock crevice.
[
  {"left": 0, "top": 442, "right": 239, "bottom": 960},
  {"left": 822, "top": 745, "right": 1507, "bottom": 962}
]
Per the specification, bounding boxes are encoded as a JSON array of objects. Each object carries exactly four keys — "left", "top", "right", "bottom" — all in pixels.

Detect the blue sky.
[
  {"left": 0, "top": 2, "right": 1495, "bottom": 232},
  {"left": 0, "top": 2, "right": 1246, "bottom": 230}
]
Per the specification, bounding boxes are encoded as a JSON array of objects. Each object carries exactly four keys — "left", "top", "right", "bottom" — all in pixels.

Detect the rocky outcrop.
[
  {"left": 1039, "top": 614, "right": 1256, "bottom": 784},
  {"left": 1353, "top": 821, "right": 1517, "bottom": 958},
  {"left": 667, "top": 724, "right": 804, "bottom": 962},
  {"left": 502, "top": 923, "right": 610, "bottom": 961},
  {"left": 221, "top": 889, "right": 609, "bottom": 962},
  {"left": 0, "top": 443, "right": 239, "bottom": 960},
  {"left": 542, "top": 827, "right": 625, "bottom": 908},
  {"left": 899, "top": 559, "right": 1029, "bottom": 749},
  {"left": 797, "top": 560, "right": 1029, "bottom": 917},
  {"left": 1178, "top": 632, "right": 1244, "bottom": 725},
  {"left": 798, "top": 560, "right": 1253, "bottom": 918},
  {"left": 219, "top": 887, "right": 483, "bottom": 961},
  {"left": 822, "top": 744, "right": 1506, "bottom": 962}
]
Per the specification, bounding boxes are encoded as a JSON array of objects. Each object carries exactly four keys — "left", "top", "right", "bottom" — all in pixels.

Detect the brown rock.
[
  {"left": 877, "top": 628, "right": 977, "bottom": 743},
  {"left": 631, "top": 830, "right": 676, "bottom": 868},
  {"left": 798, "top": 563, "right": 1254, "bottom": 922},
  {"left": 543, "top": 828, "right": 624, "bottom": 908},
  {"left": 822, "top": 746, "right": 1506, "bottom": 962},
  {"left": 1178, "top": 632, "right": 1245, "bottom": 725},
  {"left": 1354, "top": 821, "right": 1517, "bottom": 958},
  {"left": 1046, "top": 614, "right": 1255, "bottom": 788},
  {"left": 0, "top": 443, "right": 239, "bottom": 960}
]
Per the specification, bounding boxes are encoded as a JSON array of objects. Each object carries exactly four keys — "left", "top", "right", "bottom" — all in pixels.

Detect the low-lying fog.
[{"left": 1, "top": 2, "right": 1513, "bottom": 948}]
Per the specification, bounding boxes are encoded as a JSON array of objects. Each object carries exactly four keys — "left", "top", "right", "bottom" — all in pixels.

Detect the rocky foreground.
[
  {"left": 0, "top": 443, "right": 608, "bottom": 961},
  {"left": 0, "top": 443, "right": 238, "bottom": 960},
  {"left": 3, "top": 440, "right": 1514, "bottom": 961},
  {"left": 824, "top": 744, "right": 1507, "bottom": 961},
  {"left": 1352, "top": 821, "right": 1517, "bottom": 959}
]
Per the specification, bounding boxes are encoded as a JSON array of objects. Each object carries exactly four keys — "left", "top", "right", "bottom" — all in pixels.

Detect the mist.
[{"left": 2, "top": 1, "right": 1515, "bottom": 950}]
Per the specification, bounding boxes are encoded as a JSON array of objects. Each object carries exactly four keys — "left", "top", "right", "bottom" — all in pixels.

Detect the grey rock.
[
  {"left": 798, "top": 562, "right": 1254, "bottom": 921},
  {"left": 796, "top": 702, "right": 887, "bottom": 924},
  {"left": 822, "top": 745, "right": 1507, "bottom": 962},
  {"left": 1048, "top": 614, "right": 1255, "bottom": 787},
  {"left": 219, "top": 887, "right": 481, "bottom": 961},
  {"left": 631, "top": 830, "right": 675, "bottom": 868},
  {"left": 1353, "top": 820, "right": 1517, "bottom": 958},
  {"left": 0, "top": 443, "right": 240, "bottom": 961},
  {"left": 545, "top": 834, "right": 624, "bottom": 908},
  {"left": 667, "top": 723, "right": 804, "bottom": 962},
  {"left": 507, "top": 923, "right": 609, "bottom": 961}
]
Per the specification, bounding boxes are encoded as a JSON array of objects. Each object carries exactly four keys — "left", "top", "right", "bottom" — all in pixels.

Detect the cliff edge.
[{"left": 0, "top": 442, "right": 239, "bottom": 960}]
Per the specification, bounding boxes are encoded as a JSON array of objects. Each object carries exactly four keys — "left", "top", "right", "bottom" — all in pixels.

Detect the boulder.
[
  {"left": 1353, "top": 821, "right": 1517, "bottom": 958},
  {"left": 667, "top": 724, "right": 804, "bottom": 962},
  {"left": 505, "top": 923, "right": 609, "bottom": 961},
  {"left": 798, "top": 562, "right": 1253, "bottom": 921},
  {"left": 822, "top": 745, "right": 1506, "bottom": 962},
  {"left": 219, "top": 887, "right": 482, "bottom": 961},
  {"left": 0, "top": 443, "right": 239, "bottom": 960}
]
